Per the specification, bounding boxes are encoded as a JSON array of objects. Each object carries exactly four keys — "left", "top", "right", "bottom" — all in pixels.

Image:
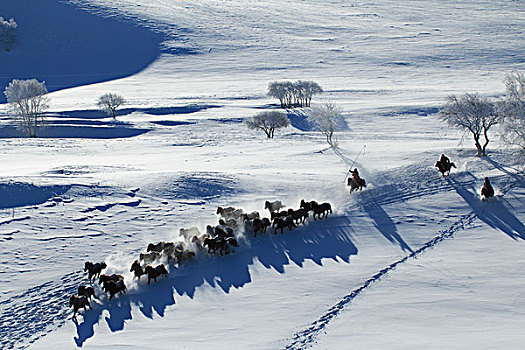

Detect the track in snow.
[
  {"left": 284, "top": 176, "right": 520, "bottom": 350},
  {"left": 0, "top": 270, "right": 85, "bottom": 350},
  {"left": 1, "top": 156, "right": 519, "bottom": 349}
]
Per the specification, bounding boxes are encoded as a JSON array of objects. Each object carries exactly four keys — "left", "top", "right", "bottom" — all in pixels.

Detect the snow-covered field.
[{"left": 1, "top": 0, "right": 524, "bottom": 349}]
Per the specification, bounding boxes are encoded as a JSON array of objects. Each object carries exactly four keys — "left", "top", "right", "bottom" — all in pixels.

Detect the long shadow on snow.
[
  {"left": 0, "top": 182, "right": 70, "bottom": 209},
  {"left": 287, "top": 110, "right": 349, "bottom": 132},
  {"left": 0, "top": 0, "right": 170, "bottom": 103},
  {"left": 483, "top": 156, "right": 525, "bottom": 186},
  {"left": 332, "top": 146, "right": 413, "bottom": 252},
  {"left": 72, "top": 215, "right": 358, "bottom": 346},
  {"left": 0, "top": 125, "right": 150, "bottom": 139},
  {"left": 362, "top": 202, "right": 413, "bottom": 253},
  {"left": 448, "top": 174, "right": 525, "bottom": 240},
  {"left": 56, "top": 105, "right": 219, "bottom": 120}
]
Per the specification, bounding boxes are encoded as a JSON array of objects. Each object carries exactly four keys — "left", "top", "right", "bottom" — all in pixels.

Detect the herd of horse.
[
  {"left": 69, "top": 198, "right": 333, "bottom": 318},
  {"left": 70, "top": 153, "right": 497, "bottom": 318}
]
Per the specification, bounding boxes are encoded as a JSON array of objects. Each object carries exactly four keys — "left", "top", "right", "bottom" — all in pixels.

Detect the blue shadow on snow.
[
  {"left": 362, "top": 201, "right": 414, "bottom": 253},
  {"left": 0, "top": 125, "right": 150, "bottom": 139},
  {"left": 72, "top": 215, "right": 358, "bottom": 347},
  {"left": 0, "top": 182, "right": 71, "bottom": 209},
  {"left": 448, "top": 175, "right": 525, "bottom": 240},
  {"left": 0, "top": 0, "right": 167, "bottom": 103}
]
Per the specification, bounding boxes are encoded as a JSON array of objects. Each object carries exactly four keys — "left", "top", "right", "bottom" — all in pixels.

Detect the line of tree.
[
  {"left": 1, "top": 16, "right": 18, "bottom": 52},
  {"left": 268, "top": 80, "right": 323, "bottom": 108}
]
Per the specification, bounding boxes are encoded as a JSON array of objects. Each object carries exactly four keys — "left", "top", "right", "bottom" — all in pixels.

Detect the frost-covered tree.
[
  {"left": 245, "top": 111, "right": 290, "bottom": 138},
  {"left": 306, "top": 102, "right": 343, "bottom": 146},
  {"left": 0, "top": 17, "right": 17, "bottom": 52},
  {"left": 268, "top": 81, "right": 287, "bottom": 108},
  {"left": 268, "top": 80, "right": 323, "bottom": 108},
  {"left": 4, "top": 79, "right": 49, "bottom": 138},
  {"left": 283, "top": 81, "right": 295, "bottom": 108},
  {"left": 501, "top": 72, "right": 525, "bottom": 162},
  {"left": 296, "top": 80, "right": 323, "bottom": 107},
  {"left": 97, "top": 93, "right": 125, "bottom": 119},
  {"left": 440, "top": 92, "right": 500, "bottom": 157}
]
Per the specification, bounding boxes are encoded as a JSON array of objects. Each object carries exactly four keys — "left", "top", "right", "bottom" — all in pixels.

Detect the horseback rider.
[
  {"left": 351, "top": 168, "right": 361, "bottom": 183},
  {"left": 440, "top": 154, "right": 451, "bottom": 169},
  {"left": 481, "top": 177, "right": 495, "bottom": 199}
]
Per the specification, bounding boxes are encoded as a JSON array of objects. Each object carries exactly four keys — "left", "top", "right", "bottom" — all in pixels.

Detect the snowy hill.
[
  {"left": 0, "top": 0, "right": 165, "bottom": 103},
  {"left": 0, "top": 0, "right": 524, "bottom": 349}
]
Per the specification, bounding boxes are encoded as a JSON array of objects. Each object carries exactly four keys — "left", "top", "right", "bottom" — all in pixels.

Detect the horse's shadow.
[
  {"left": 448, "top": 175, "right": 525, "bottom": 240},
  {"left": 72, "top": 215, "right": 358, "bottom": 346},
  {"left": 362, "top": 201, "right": 413, "bottom": 253}
]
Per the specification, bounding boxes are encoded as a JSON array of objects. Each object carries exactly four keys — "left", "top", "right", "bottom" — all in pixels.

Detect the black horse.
[{"left": 435, "top": 159, "right": 456, "bottom": 177}]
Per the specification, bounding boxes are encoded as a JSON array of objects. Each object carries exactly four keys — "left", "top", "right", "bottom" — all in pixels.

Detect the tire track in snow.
[
  {"left": 284, "top": 178, "right": 520, "bottom": 350},
  {"left": 0, "top": 270, "right": 85, "bottom": 350}
]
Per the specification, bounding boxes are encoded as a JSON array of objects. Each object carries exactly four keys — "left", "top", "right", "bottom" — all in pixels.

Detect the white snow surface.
[{"left": 0, "top": 0, "right": 524, "bottom": 349}]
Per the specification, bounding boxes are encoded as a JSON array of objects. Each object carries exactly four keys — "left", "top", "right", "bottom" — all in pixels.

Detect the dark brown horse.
[
  {"left": 144, "top": 264, "right": 169, "bottom": 284},
  {"left": 203, "top": 236, "right": 230, "bottom": 255},
  {"left": 300, "top": 200, "right": 318, "bottom": 212},
  {"left": 272, "top": 216, "right": 296, "bottom": 234},
  {"left": 435, "top": 160, "right": 456, "bottom": 177},
  {"left": 104, "top": 280, "right": 127, "bottom": 299},
  {"left": 287, "top": 208, "right": 309, "bottom": 224},
  {"left": 311, "top": 202, "right": 332, "bottom": 220},
  {"left": 78, "top": 285, "right": 95, "bottom": 301},
  {"left": 99, "top": 273, "right": 124, "bottom": 287},
  {"left": 69, "top": 294, "right": 91, "bottom": 318},
  {"left": 348, "top": 177, "right": 366, "bottom": 192},
  {"left": 84, "top": 261, "right": 107, "bottom": 283},
  {"left": 130, "top": 260, "right": 145, "bottom": 280}
]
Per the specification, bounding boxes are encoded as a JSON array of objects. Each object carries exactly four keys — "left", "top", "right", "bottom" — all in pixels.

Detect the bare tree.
[
  {"left": 4, "top": 79, "right": 49, "bottom": 138},
  {"left": 245, "top": 111, "right": 290, "bottom": 139},
  {"left": 440, "top": 92, "right": 500, "bottom": 157},
  {"left": 306, "top": 102, "right": 343, "bottom": 146},
  {"left": 0, "top": 17, "right": 17, "bottom": 52},
  {"left": 97, "top": 93, "right": 125, "bottom": 119},
  {"left": 501, "top": 72, "right": 525, "bottom": 162}
]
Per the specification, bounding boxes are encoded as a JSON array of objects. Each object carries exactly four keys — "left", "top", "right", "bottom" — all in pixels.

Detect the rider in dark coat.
[
  {"left": 351, "top": 168, "right": 361, "bottom": 183},
  {"left": 481, "top": 177, "right": 495, "bottom": 199},
  {"left": 440, "top": 154, "right": 450, "bottom": 169}
]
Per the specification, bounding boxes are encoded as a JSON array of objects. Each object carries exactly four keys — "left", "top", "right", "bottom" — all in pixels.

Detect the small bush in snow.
[
  {"left": 500, "top": 72, "right": 525, "bottom": 163},
  {"left": 97, "top": 93, "right": 126, "bottom": 119},
  {"left": 306, "top": 102, "right": 343, "bottom": 147},
  {"left": 268, "top": 80, "right": 323, "bottom": 108},
  {"left": 0, "top": 17, "right": 17, "bottom": 52},
  {"left": 4, "top": 79, "right": 49, "bottom": 138},
  {"left": 245, "top": 111, "right": 290, "bottom": 139},
  {"left": 440, "top": 92, "right": 500, "bottom": 157}
]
